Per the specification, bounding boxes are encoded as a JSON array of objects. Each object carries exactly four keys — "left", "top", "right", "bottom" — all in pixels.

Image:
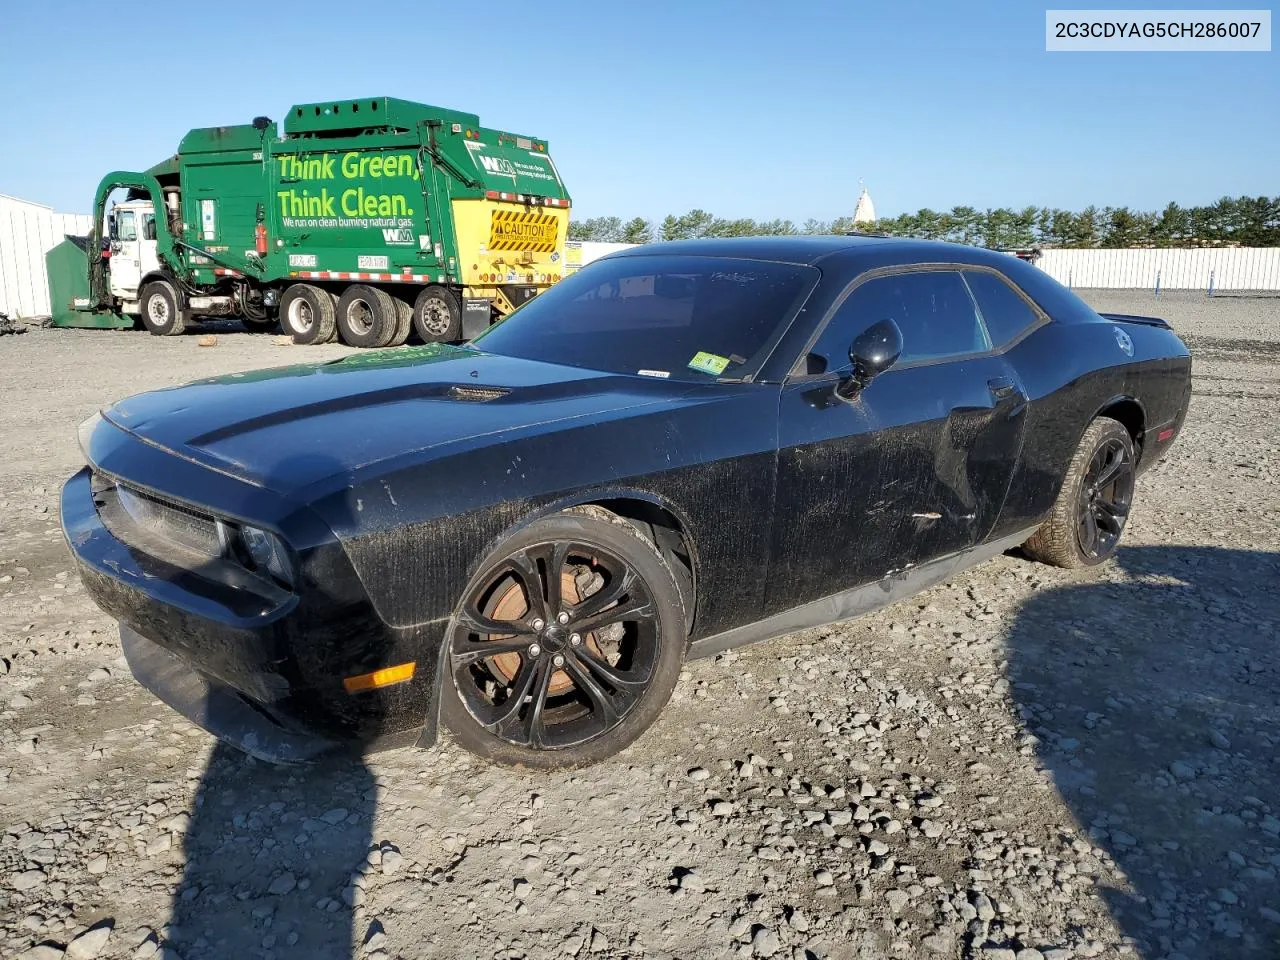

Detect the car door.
[
  {"left": 763, "top": 267, "right": 1028, "bottom": 615},
  {"left": 108, "top": 208, "right": 142, "bottom": 300}
]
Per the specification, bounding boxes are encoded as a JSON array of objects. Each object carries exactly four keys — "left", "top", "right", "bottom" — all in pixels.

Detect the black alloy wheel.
[
  {"left": 441, "top": 511, "right": 685, "bottom": 767},
  {"left": 1023, "top": 416, "right": 1137, "bottom": 568},
  {"left": 1077, "top": 434, "right": 1135, "bottom": 560}
]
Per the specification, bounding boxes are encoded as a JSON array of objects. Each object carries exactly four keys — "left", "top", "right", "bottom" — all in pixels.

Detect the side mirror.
[{"left": 837, "top": 319, "right": 903, "bottom": 400}]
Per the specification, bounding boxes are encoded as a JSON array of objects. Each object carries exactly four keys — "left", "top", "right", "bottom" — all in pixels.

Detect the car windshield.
[{"left": 469, "top": 254, "right": 819, "bottom": 381}]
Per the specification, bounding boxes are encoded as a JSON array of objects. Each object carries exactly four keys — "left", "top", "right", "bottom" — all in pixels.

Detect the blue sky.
[{"left": 1, "top": 0, "right": 1274, "bottom": 222}]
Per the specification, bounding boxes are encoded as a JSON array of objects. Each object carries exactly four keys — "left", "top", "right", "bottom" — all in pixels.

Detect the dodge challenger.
[{"left": 61, "top": 237, "right": 1192, "bottom": 768}]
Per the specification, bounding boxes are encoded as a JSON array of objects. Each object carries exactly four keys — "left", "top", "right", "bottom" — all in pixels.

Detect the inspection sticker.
[{"left": 688, "top": 352, "right": 730, "bottom": 376}]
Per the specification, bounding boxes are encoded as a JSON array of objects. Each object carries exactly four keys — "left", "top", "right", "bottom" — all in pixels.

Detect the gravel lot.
[{"left": 1, "top": 291, "right": 1277, "bottom": 960}]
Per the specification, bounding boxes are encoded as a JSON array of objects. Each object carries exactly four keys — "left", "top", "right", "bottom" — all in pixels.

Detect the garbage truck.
[{"left": 61, "top": 97, "right": 571, "bottom": 346}]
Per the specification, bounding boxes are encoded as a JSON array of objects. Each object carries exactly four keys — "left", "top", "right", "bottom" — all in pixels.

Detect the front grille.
[{"left": 93, "top": 473, "right": 223, "bottom": 565}]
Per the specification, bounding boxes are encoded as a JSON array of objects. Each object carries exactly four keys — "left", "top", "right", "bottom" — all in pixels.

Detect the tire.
[
  {"left": 139, "top": 280, "right": 187, "bottom": 336},
  {"left": 279, "top": 284, "right": 336, "bottom": 345},
  {"left": 387, "top": 297, "right": 413, "bottom": 347},
  {"left": 440, "top": 510, "right": 687, "bottom": 769},
  {"left": 1023, "top": 417, "right": 1136, "bottom": 569},
  {"left": 336, "top": 284, "right": 398, "bottom": 348},
  {"left": 412, "top": 285, "right": 461, "bottom": 343}
]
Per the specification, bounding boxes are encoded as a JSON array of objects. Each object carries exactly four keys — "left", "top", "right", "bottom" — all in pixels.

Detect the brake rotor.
[{"left": 485, "top": 568, "right": 605, "bottom": 696}]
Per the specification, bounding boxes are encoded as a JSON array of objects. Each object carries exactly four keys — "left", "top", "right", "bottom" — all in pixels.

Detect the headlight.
[{"left": 238, "top": 525, "right": 294, "bottom": 587}]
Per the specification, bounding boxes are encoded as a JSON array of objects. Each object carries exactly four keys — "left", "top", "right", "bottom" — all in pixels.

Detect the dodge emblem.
[{"left": 1114, "top": 326, "right": 1134, "bottom": 357}]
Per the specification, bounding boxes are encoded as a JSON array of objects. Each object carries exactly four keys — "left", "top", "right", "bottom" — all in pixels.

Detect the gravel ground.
[{"left": 1, "top": 295, "right": 1278, "bottom": 960}]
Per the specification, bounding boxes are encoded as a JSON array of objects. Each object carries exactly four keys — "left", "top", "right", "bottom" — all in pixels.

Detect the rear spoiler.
[{"left": 1099, "top": 312, "right": 1171, "bottom": 330}]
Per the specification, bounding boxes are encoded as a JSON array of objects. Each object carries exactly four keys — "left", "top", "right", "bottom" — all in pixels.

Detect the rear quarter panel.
[{"left": 990, "top": 318, "right": 1191, "bottom": 540}]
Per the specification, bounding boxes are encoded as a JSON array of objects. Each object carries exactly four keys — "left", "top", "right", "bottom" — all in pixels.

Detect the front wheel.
[
  {"left": 440, "top": 511, "right": 686, "bottom": 769},
  {"left": 139, "top": 280, "right": 187, "bottom": 336},
  {"left": 1023, "top": 417, "right": 1136, "bottom": 568}
]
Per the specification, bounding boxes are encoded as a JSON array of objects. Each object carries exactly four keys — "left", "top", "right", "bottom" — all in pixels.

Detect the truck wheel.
[
  {"left": 140, "top": 280, "right": 187, "bottom": 337},
  {"left": 413, "top": 286, "right": 461, "bottom": 343},
  {"left": 337, "top": 285, "right": 398, "bottom": 348},
  {"left": 387, "top": 298, "right": 413, "bottom": 347},
  {"left": 280, "top": 284, "right": 336, "bottom": 345}
]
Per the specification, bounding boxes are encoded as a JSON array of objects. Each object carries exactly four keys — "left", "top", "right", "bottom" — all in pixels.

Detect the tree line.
[{"left": 568, "top": 195, "right": 1280, "bottom": 248}]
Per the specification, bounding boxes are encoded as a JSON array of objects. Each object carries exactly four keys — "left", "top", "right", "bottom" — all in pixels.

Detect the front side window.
[
  {"left": 808, "top": 269, "right": 991, "bottom": 369},
  {"left": 471, "top": 255, "right": 819, "bottom": 382},
  {"left": 141, "top": 213, "right": 157, "bottom": 241},
  {"left": 115, "top": 210, "right": 137, "bottom": 242},
  {"left": 963, "top": 270, "right": 1041, "bottom": 346}
]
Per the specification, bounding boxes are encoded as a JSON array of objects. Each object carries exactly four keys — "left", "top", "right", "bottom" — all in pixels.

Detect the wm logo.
[
  {"left": 381, "top": 228, "right": 414, "bottom": 245},
  {"left": 479, "top": 156, "right": 517, "bottom": 177}
]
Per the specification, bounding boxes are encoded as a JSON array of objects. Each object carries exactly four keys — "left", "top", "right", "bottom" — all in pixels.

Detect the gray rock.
[
  {"left": 589, "top": 929, "right": 610, "bottom": 953},
  {"left": 679, "top": 870, "right": 706, "bottom": 893},
  {"left": 1169, "top": 760, "right": 1196, "bottom": 780},
  {"left": 688, "top": 767, "right": 711, "bottom": 782},
  {"left": 513, "top": 879, "right": 531, "bottom": 899},
  {"left": 786, "top": 909, "right": 809, "bottom": 932},
  {"left": 814, "top": 869, "right": 834, "bottom": 887},
  {"left": 144, "top": 834, "right": 171, "bottom": 856},
  {"left": 66, "top": 922, "right": 113, "bottom": 960},
  {"left": 268, "top": 872, "right": 297, "bottom": 896},
  {"left": 922, "top": 934, "right": 953, "bottom": 953},
  {"left": 752, "top": 927, "right": 780, "bottom": 957},
  {"left": 86, "top": 854, "right": 108, "bottom": 875},
  {"left": 1209, "top": 729, "right": 1231, "bottom": 749},
  {"left": 728, "top": 916, "right": 751, "bottom": 938},
  {"left": 1016, "top": 950, "right": 1045, "bottom": 960},
  {"left": 320, "top": 807, "right": 349, "bottom": 824},
  {"left": 12, "top": 869, "right": 46, "bottom": 891},
  {"left": 20, "top": 945, "right": 65, "bottom": 960},
  {"left": 885, "top": 889, "right": 910, "bottom": 913},
  {"left": 981, "top": 950, "right": 1017, "bottom": 960}
]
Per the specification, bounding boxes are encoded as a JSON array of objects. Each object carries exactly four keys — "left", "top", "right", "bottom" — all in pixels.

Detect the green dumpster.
[{"left": 46, "top": 236, "right": 132, "bottom": 329}]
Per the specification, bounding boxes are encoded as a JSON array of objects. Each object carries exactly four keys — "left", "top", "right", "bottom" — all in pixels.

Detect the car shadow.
[
  {"left": 169, "top": 745, "right": 374, "bottom": 959},
  {"left": 162, "top": 453, "right": 384, "bottom": 960},
  {"left": 1006, "top": 546, "right": 1280, "bottom": 959}
]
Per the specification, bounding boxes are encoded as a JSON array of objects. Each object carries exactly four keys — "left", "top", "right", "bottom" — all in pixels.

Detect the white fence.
[
  {"left": 0, "top": 195, "right": 94, "bottom": 319},
  {"left": 4, "top": 192, "right": 1279, "bottom": 318},
  {"left": 1035, "top": 247, "right": 1280, "bottom": 292}
]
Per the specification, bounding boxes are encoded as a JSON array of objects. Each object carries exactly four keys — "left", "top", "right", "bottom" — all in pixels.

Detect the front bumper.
[
  {"left": 62, "top": 461, "right": 442, "bottom": 758},
  {"left": 121, "top": 624, "right": 336, "bottom": 763}
]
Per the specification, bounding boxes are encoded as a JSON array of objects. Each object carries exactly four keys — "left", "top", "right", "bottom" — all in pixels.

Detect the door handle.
[{"left": 988, "top": 377, "right": 1016, "bottom": 399}]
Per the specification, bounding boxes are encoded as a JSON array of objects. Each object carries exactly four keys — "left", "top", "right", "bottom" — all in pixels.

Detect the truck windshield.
[{"left": 469, "top": 255, "right": 819, "bottom": 382}]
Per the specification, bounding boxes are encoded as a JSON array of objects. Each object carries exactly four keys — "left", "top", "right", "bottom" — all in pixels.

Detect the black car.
[{"left": 62, "top": 237, "right": 1192, "bottom": 768}]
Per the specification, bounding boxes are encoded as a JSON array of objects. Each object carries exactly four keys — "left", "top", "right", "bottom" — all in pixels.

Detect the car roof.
[{"left": 606, "top": 235, "right": 1020, "bottom": 270}]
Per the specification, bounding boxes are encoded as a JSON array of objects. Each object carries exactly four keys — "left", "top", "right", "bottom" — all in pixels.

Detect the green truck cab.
[{"left": 76, "top": 97, "right": 571, "bottom": 347}]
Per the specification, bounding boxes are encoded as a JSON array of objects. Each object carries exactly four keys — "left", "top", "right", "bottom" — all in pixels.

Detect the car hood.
[{"left": 101, "top": 344, "right": 691, "bottom": 497}]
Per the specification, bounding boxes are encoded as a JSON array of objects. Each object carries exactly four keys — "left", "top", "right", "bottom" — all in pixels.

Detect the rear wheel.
[
  {"left": 139, "top": 280, "right": 187, "bottom": 336},
  {"left": 337, "top": 284, "right": 398, "bottom": 348},
  {"left": 279, "top": 284, "right": 336, "bottom": 345},
  {"left": 412, "top": 285, "right": 461, "bottom": 343},
  {"left": 440, "top": 511, "right": 686, "bottom": 769},
  {"left": 1023, "top": 417, "right": 1136, "bottom": 568},
  {"left": 386, "top": 297, "right": 413, "bottom": 347}
]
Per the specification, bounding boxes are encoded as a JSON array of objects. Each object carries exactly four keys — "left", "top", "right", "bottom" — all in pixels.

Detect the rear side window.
[
  {"left": 964, "top": 270, "right": 1041, "bottom": 346},
  {"left": 813, "top": 270, "right": 989, "bottom": 367}
]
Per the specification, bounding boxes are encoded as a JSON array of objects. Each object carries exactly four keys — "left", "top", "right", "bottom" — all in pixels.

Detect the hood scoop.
[{"left": 448, "top": 384, "right": 511, "bottom": 402}]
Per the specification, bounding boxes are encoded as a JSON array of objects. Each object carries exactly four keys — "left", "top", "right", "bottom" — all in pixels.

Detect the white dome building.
[{"left": 853, "top": 181, "right": 876, "bottom": 224}]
